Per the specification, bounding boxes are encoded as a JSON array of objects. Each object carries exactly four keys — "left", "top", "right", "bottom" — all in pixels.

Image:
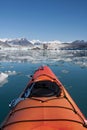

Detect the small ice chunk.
[
  {"left": 0, "top": 73, "right": 8, "bottom": 83},
  {"left": 62, "top": 69, "right": 69, "bottom": 74},
  {"left": 5, "top": 70, "right": 17, "bottom": 76}
]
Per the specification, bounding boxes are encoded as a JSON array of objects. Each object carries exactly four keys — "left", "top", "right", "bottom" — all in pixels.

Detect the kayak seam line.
[
  {"left": 30, "top": 96, "right": 63, "bottom": 102},
  {"left": 10, "top": 106, "right": 74, "bottom": 115},
  {"left": 1, "top": 119, "right": 83, "bottom": 129}
]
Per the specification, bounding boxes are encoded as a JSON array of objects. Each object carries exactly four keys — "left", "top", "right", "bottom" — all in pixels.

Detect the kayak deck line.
[
  {"left": 29, "top": 96, "right": 64, "bottom": 103},
  {"left": 7, "top": 98, "right": 87, "bottom": 128},
  {"left": 1, "top": 65, "right": 87, "bottom": 130},
  {"left": 1, "top": 119, "right": 85, "bottom": 129},
  {"left": 8, "top": 106, "right": 86, "bottom": 125},
  {"left": 10, "top": 106, "right": 74, "bottom": 114}
]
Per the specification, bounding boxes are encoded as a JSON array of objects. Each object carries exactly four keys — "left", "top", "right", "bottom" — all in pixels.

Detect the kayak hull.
[{"left": 1, "top": 66, "right": 87, "bottom": 130}]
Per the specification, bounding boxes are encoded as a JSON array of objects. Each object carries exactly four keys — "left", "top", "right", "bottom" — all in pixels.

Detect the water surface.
[{"left": 0, "top": 50, "right": 87, "bottom": 124}]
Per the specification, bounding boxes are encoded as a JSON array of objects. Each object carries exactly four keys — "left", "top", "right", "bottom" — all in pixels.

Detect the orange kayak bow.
[{"left": 1, "top": 66, "right": 87, "bottom": 130}]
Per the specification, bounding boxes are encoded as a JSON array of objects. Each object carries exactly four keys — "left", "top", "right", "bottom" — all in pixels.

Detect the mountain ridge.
[{"left": 0, "top": 38, "right": 87, "bottom": 50}]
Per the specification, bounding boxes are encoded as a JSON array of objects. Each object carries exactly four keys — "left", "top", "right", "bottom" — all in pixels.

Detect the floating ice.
[
  {"left": 0, "top": 49, "right": 87, "bottom": 68},
  {"left": 0, "top": 73, "right": 8, "bottom": 85},
  {"left": 61, "top": 70, "right": 69, "bottom": 74},
  {"left": 5, "top": 70, "right": 17, "bottom": 76},
  {"left": 0, "top": 71, "right": 18, "bottom": 87}
]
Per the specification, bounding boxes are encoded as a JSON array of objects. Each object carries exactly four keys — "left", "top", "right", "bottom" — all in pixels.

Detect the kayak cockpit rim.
[
  {"left": 9, "top": 79, "right": 62, "bottom": 108},
  {"left": 21, "top": 80, "right": 61, "bottom": 98}
]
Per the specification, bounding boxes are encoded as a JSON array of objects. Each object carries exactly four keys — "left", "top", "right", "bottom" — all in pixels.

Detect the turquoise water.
[{"left": 0, "top": 61, "right": 87, "bottom": 124}]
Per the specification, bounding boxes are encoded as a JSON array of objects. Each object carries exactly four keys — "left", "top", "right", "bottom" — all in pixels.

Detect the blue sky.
[{"left": 0, "top": 0, "right": 87, "bottom": 42}]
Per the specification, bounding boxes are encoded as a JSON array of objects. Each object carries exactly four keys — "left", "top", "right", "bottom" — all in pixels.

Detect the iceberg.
[{"left": 0, "top": 72, "right": 8, "bottom": 84}]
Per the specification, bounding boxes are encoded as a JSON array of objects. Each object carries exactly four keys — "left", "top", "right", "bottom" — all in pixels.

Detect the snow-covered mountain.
[
  {"left": 0, "top": 38, "right": 87, "bottom": 50},
  {"left": 7, "top": 38, "right": 33, "bottom": 46},
  {"left": 62, "top": 40, "right": 87, "bottom": 50},
  {"left": 0, "top": 38, "right": 63, "bottom": 49},
  {"left": 0, "top": 40, "right": 10, "bottom": 47},
  {"left": 0, "top": 38, "right": 34, "bottom": 50}
]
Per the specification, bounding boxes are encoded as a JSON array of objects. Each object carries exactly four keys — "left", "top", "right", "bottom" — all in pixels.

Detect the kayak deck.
[{"left": 1, "top": 66, "right": 87, "bottom": 130}]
